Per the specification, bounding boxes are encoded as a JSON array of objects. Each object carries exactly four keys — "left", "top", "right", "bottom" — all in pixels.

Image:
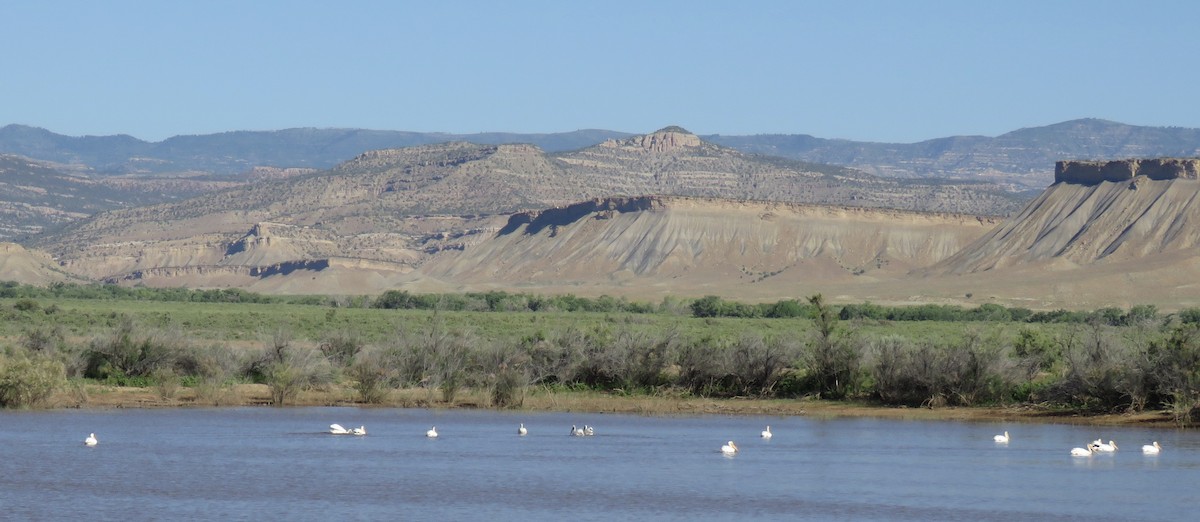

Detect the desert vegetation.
[{"left": 2, "top": 282, "right": 1200, "bottom": 425}]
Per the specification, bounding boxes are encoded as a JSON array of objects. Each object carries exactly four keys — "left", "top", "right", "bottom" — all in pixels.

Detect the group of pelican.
[
  {"left": 992, "top": 431, "right": 1162, "bottom": 456},
  {"left": 1069, "top": 438, "right": 1121, "bottom": 456},
  {"left": 329, "top": 424, "right": 367, "bottom": 436},
  {"left": 718, "top": 426, "right": 774, "bottom": 456},
  {"left": 570, "top": 424, "right": 595, "bottom": 437},
  {"left": 330, "top": 424, "right": 445, "bottom": 437}
]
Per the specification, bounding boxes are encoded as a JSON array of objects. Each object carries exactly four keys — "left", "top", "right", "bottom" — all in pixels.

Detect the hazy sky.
[{"left": 4, "top": 1, "right": 1198, "bottom": 143}]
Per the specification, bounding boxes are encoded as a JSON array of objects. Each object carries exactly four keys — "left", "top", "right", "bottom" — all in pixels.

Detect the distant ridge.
[
  {"left": 5, "top": 119, "right": 1200, "bottom": 188},
  {"left": 0, "top": 124, "right": 633, "bottom": 175},
  {"left": 32, "top": 128, "right": 1018, "bottom": 287}
]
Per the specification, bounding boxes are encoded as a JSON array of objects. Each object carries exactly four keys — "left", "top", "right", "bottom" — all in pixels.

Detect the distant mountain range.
[
  {"left": 707, "top": 119, "right": 1200, "bottom": 188},
  {"left": 0, "top": 124, "right": 632, "bottom": 175},
  {"left": 7, "top": 123, "right": 1200, "bottom": 309},
  {"left": 3, "top": 119, "right": 1199, "bottom": 189},
  {"left": 31, "top": 127, "right": 1020, "bottom": 285}
]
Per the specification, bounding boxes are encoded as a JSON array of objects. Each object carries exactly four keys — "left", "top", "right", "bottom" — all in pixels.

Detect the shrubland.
[{"left": 2, "top": 282, "right": 1200, "bottom": 424}]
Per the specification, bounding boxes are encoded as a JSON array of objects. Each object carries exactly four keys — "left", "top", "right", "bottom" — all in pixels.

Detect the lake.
[{"left": 0, "top": 407, "right": 1194, "bottom": 521}]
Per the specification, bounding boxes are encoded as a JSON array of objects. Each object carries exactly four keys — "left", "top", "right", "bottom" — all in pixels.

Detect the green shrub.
[
  {"left": 347, "top": 346, "right": 397, "bottom": 404},
  {"left": 85, "top": 317, "right": 177, "bottom": 380},
  {"left": 13, "top": 299, "right": 40, "bottom": 313},
  {"left": 0, "top": 353, "right": 66, "bottom": 408}
]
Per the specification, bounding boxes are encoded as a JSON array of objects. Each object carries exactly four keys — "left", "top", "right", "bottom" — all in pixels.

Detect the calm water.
[{"left": 1, "top": 407, "right": 1195, "bottom": 521}]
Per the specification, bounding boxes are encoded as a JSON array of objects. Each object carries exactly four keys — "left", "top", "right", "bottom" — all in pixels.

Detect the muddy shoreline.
[{"left": 43, "top": 383, "right": 1182, "bottom": 429}]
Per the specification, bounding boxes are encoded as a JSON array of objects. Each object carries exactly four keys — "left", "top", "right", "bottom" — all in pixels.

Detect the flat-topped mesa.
[
  {"left": 600, "top": 126, "right": 702, "bottom": 153},
  {"left": 1055, "top": 158, "right": 1200, "bottom": 185}
]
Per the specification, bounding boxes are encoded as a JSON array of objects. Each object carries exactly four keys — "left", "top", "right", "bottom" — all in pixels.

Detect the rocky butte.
[{"left": 1055, "top": 158, "right": 1200, "bottom": 184}]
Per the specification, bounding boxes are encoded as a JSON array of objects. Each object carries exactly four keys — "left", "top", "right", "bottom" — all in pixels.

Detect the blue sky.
[{"left": 3, "top": 1, "right": 1198, "bottom": 143}]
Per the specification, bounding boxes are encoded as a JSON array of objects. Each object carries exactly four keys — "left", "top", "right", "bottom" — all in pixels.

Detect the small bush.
[
  {"left": 347, "top": 346, "right": 397, "bottom": 404},
  {"left": 0, "top": 352, "right": 66, "bottom": 408},
  {"left": 479, "top": 342, "right": 530, "bottom": 409},
  {"left": 85, "top": 317, "right": 178, "bottom": 380},
  {"left": 13, "top": 299, "right": 40, "bottom": 313},
  {"left": 152, "top": 368, "right": 182, "bottom": 401},
  {"left": 319, "top": 330, "right": 363, "bottom": 367}
]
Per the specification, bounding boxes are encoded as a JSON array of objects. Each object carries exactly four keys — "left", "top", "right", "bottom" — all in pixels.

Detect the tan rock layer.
[{"left": 1055, "top": 158, "right": 1200, "bottom": 185}]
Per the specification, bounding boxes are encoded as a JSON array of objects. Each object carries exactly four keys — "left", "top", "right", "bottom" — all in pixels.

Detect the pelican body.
[
  {"left": 1095, "top": 440, "right": 1118, "bottom": 452},
  {"left": 330, "top": 424, "right": 350, "bottom": 435},
  {"left": 1071, "top": 445, "right": 1095, "bottom": 457},
  {"left": 1142, "top": 441, "right": 1162, "bottom": 454},
  {"left": 761, "top": 426, "right": 772, "bottom": 439},
  {"left": 84, "top": 433, "right": 98, "bottom": 446},
  {"left": 721, "top": 441, "right": 739, "bottom": 455},
  {"left": 351, "top": 426, "right": 366, "bottom": 436},
  {"left": 426, "top": 426, "right": 438, "bottom": 438},
  {"left": 993, "top": 431, "right": 1009, "bottom": 443},
  {"left": 518, "top": 423, "right": 527, "bottom": 436}
]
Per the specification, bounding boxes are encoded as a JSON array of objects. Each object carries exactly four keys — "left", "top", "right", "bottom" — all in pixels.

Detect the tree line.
[{"left": 6, "top": 282, "right": 1191, "bottom": 326}]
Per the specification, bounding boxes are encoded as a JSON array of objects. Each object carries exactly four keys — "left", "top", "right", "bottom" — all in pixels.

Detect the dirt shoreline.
[{"left": 44, "top": 383, "right": 1184, "bottom": 429}]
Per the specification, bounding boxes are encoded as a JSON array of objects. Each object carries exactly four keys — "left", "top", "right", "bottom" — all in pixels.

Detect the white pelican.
[
  {"left": 518, "top": 423, "right": 527, "bottom": 436},
  {"left": 761, "top": 426, "right": 772, "bottom": 439},
  {"left": 993, "top": 431, "right": 1009, "bottom": 443},
  {"left": 1095, "top": 440, "right": 1118, "bottom": 452},
  {"left": 84, "top": 433, "right": 98, "bottom": 446},
  {"left": 571, "top": 425, "right": 585, "bottom": 437},
  {"left": 1142, "top": 441, "right": 1162, "bottom": 454},
  {"left": 721, "top": 441, "right": 739, "bottom": 455},
  {"left": 1071, "top": 445, "right": 1095, "bottom": 457},
  {"left": 426, "top": 426, "right": 438, "bottom": 438},
  {"left": 330, "top": 424, "right": 350, "bottom": 435},
  {"left": 584, "top": 425, "right": 595, "bottom": 436},
  {"left": 351, "top": 426, "right": 366, "bottom": 436}
]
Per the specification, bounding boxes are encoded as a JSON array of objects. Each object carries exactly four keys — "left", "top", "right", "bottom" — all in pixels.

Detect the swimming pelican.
[
  {"left": 571, "top": 425, "right": 585, "bottom": 437},
  {"left": 1142, "top": 441, "right": 1162, "bottom": 454},
  {"left": 84, "top": 433, "right": 98, "bottom": 446},
  {"left": 426, "top": 426, "right": 438, "bottom": 438},
  {"left": 993, "top": 431, "right": 1009, "bottom": 443},
  {"left": 1095, "top": 440, "right": 1118, "bottom": 452},
  {"left": 330, "top": 424, "right": 350, "bottom": 435},
  {"left": 351, "top": 426, "right": 366, "bottom": 436},
  {"left": 584, "top": 425, "right": 595, "bottom": 436},
  {"left": 518, "top": 423, "right": 527, "bottom": 436},
  {"left": 721, "top": 441, "right": 739, "bottom": 455},
  {"left": 761, "top": 426, "right": 772, "bottom": 439},
  {"left": 1070, "top": 445, "right": 1095, "bottom": 457}
]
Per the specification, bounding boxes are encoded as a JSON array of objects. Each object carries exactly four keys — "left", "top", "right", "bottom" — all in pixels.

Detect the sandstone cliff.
[{"left": 1055, "top": 158, "right": 1200, "bottom": 184}]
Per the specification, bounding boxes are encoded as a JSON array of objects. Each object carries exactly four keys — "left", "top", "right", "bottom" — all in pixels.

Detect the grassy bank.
[{"left": 2, "top": 293, "right": 1198, "bottom": 428}]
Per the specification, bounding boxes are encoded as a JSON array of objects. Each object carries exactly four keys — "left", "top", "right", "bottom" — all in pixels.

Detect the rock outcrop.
[
  {"left": 498, "top": 196, "right": 664, "bottom": 236},
  {"left": 599, "top": 126, "right": 703, "bottom": 153},
  {"left": 1055, "top": 158, "right": 1200, "bottom": 185}
]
